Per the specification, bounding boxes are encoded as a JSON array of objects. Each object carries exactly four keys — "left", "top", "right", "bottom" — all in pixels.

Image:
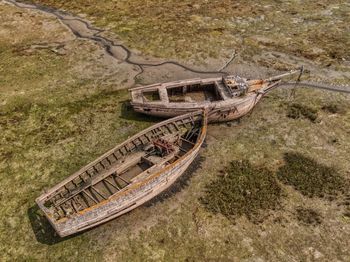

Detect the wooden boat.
[
  {"left": 36, "top": 111, "right": 207, "bottom": 237},
  {"left": 129, "top": 69, "right": 303, "bottom": 122}
]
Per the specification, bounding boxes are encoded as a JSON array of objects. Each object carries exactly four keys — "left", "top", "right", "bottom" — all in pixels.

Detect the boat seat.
[
  {"left": 141, "top": 156, "right": 156, "bottom": 166},
  {"left": 215, "top": 81, "right": 231, "bottom": 100},
  {"left": 158, "top": 87, "right": 169, "bottom": 103}
]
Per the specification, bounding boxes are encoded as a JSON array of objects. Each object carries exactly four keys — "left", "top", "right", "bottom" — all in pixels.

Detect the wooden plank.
[
  {"left": 90, "top": 185, "right": 107, "bottom": 200},
  {"left": 187, "top": 128, "right": 199, "bottom": 141},
  {"left": 106, "top": 156, "right": 112, "bottom": 165},
  {"left": 80, "top": 192, "right": 91, "bottom": 208},
  {"left": 111, "top": 175, "right": 122, "bottom": 190},
  {"left": 144, "top": 134, "right": 151, "bottom": 142},
  {"left": 180, "top": 137, "right": 195, "bottom": 146},
  {"left": 104, "top": 177, "right": 120, "bottom": 191},
  {"left": 99, "top": 161, "right": 105, "bottom": 169},
  {"left": 115, "top": 173, "right": 130, "bottom": 185},
  {"left": 101, "top": 180, "right": 113, "bottom": 195},
  {"left": 179, "top": 147, "right": 188, "bottom": 153},
  {"left": 173, "top": 122, "right": 180, "bottom": 131},
  {"left": 86, "top": 169, "right": 93, "bottom": 178},
  {"left": 81, "top": 190, "right": 98, "bottom": 204},
  {"left": 119, "top": 149, "right": 124, "bottom": 156},
  {"left": 70, "top": 200, "right": 78, "bottom": 213},
  {"left": 165, "top": 124, "right": 172, "bottom": 133}
]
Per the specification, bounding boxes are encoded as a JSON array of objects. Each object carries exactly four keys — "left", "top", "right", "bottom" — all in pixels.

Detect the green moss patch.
[
  {"left": 277, "top": 152, "right": 346, "bottom": 199},
  {"left": 200, "top": 160, "right": 283, "bottom": 223},
  {"left": 286, "top": 103, "right": 318, "bottom": 122}
]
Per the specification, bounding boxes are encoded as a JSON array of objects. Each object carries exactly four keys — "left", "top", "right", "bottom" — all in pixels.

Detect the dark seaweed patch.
[
  {"left": 295, "top": 207, "right": 322, "bottom": 226},
  {"left": 277, "top": 152, "right": 346, "bottom": 199},
  {"left": 286, "top": 103, "right": 318, "bottom": 122},
  {"left": 200, "top": 160, "right": 283, "bottom": 223},
  {"left": 321, "top": 102, "right": 347, "bottom": 114}
]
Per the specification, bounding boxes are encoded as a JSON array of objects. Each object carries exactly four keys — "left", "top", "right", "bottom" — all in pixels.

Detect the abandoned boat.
[
  {"left": 36, "top": 111, "right": 207, "bottom": 237},
  {"left": 130, "top": 69, "right": 303, "bottom": 122}
]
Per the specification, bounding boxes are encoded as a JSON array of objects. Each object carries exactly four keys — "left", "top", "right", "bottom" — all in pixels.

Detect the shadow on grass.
[
  {"left": 27, "top": 205, "right": 83, "bottom": 245},
  {"left": 119, "top": 100, "right": 162, "bottom": 123}
]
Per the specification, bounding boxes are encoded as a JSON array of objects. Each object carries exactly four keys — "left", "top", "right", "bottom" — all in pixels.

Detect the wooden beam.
[
  {"left": 115, "top": 173, "right": 130, "bottom": 185},
  {"left": 83, "top": 189, "right": 99, "bottom": 204},
  {"left": 180, "top": 137, "right": 195, "bottom": 145},
  {"left": 91, "top": 186, "right": 107, "bottom": 200},
  {"left": 104, "top": 177, "right": 120, "bottom": 191},
  {"left": 102, "top": 180, "right": 114, "bottom": 195}
]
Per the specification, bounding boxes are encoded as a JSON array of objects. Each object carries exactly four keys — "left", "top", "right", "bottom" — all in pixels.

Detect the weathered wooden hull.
[
  {"left": 59, "top": 139, "right": 201, "bottom": 237},
  {"left": 132, "top": 93, "right": 264, "bottom": 122},
  {"left": 129, "top": 70, "right": 302, "bottom": 122},
  {"left": 36, "top": 111, "right": 207, "bottom": 237}
]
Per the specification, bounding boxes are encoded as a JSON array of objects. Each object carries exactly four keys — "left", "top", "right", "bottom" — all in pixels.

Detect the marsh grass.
[
  {"left": 286, "top": 103, "right": 318, "bottom": 122},
  {"left": 321, "top": 102, "right": 347, "bottom": 114},
  {"left": 277, "top": 152, "right": 346, "bottom": 199},
  {"left": 200, "top": 160, "right": 283, "bottom": 223},
  {"left": 322, "top": 103, "right": 341, "bottom": 114},
  {"left": 295, "top": 207, "right": 323, "bottom": 226}
]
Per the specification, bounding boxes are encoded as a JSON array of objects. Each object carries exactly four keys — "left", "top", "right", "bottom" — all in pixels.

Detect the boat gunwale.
[{"left": 128, "top": 77, "right": 208, "bottom": 92}]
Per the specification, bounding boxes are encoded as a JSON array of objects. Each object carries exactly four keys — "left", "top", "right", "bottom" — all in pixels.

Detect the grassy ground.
[{"left": 1, "top": 1, "right": 350, "bottom": 261}]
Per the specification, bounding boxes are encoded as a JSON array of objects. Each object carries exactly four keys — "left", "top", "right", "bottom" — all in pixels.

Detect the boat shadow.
[
  {"left": 119, "top": 100, "right": 162, "bottom": 123},
  {"left": 27, "top": 205, "right": 84, "bottom": 245}
]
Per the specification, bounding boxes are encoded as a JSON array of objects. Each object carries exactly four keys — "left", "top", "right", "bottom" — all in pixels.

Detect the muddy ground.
[{"left": 0, "top": 0, "right": 349, "bottom": 261}]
